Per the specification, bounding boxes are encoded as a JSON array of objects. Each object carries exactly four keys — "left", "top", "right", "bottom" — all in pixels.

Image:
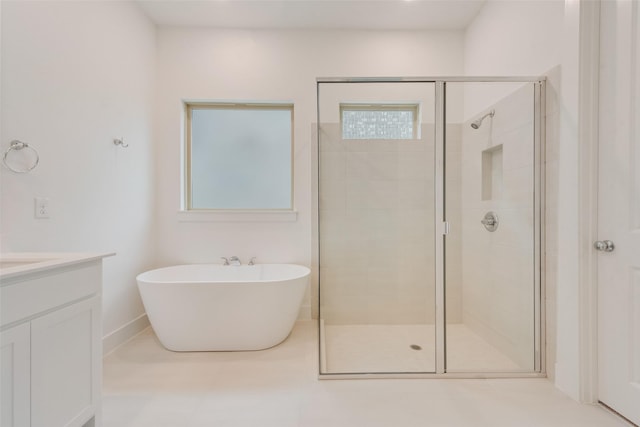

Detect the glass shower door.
[
  {"left": 317, "top": 81, "right": 437, "bottom": 374},
  {"left": 444, "top": 81, "right": 542, "bottom": 373}
]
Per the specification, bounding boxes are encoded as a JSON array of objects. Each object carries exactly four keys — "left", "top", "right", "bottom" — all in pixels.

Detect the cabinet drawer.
[{"left": 1, "top": 262, "right": 101, "bottom": 327}]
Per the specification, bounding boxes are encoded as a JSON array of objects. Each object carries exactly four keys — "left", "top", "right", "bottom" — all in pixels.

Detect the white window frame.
[{"left": 182, "top": 102, "right": 296, "bottom": 220}]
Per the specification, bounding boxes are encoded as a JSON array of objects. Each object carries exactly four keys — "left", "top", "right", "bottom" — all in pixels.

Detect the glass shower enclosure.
[{"left": 317, "top": 77, "right": 544, "bottom": 377}]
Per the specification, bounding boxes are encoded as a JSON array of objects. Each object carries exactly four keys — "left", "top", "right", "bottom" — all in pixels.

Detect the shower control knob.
[
  {"left": 594, "top": 240, "right": 615, "bottom": 252},
  {"left": 480, "top": 211, "right": 499, "bottom": 232}
]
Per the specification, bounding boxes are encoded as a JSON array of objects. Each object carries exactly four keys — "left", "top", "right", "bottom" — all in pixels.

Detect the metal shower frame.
[{"left": 316, "top": 76, "right": 546, "bottom": 379}]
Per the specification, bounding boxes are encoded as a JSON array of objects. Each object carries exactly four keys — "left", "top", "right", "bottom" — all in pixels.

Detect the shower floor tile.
[
  {"left": 102, "top": 321, "right": 631, "bottom": 427},
  {"left": 322, "top": 323, "right": 521, "bottom": 374},
  {"left": 446, "top": 323, "right": 523, "bottom": 372},
  {"left": 322, "top": 323, "right": 436, "bottom": 373}
]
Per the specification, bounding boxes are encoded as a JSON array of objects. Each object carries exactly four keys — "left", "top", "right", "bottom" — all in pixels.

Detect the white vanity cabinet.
[
  {"left": 0, "top": 254, "right": 109, "bottom": 427},
  {"left": 0, "top": 323, "right": 30, "bottom": 427}
]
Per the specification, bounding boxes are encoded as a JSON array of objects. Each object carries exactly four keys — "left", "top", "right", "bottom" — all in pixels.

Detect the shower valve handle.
[{"left": 480, "top": 211, "right": 499, "bottom": 232}]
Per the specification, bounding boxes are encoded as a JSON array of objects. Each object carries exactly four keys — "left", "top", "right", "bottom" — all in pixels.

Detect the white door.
[{"left": 597, "top": 0, "right": 640, "bottom": 425}]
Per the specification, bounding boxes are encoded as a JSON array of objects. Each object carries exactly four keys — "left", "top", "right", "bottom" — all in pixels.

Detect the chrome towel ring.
[
  {"left": 3, "top": 140, "right": 40, "bottom": 173},
  {"left": 113, "top": 137, "right": 129, "bottom": 148}
]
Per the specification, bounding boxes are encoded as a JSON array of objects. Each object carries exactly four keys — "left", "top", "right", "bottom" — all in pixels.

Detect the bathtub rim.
[{"left": 136, "top": 263, "right": 311, "bottom": 284}]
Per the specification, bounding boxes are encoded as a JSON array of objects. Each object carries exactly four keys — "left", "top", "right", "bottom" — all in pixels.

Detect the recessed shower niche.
[
  {"left": 482, "top": 144, "right": 503, "bottom": 201},
  {"left": 317, "top": 78, "right": 544, "bottom": 378}
]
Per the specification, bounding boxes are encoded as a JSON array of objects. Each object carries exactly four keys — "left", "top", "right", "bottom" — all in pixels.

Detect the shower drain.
[{"left": 410, "top": 344, "right": 422, "bottom": 351}]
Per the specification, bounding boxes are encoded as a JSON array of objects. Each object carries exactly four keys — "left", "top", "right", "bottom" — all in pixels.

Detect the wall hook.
[{"left": 113, "top": 137, "right": 129, "bottom": 148}]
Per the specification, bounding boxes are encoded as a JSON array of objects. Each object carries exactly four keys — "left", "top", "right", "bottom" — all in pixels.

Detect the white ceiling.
[{"left": 135, "top": 0, "right": 486, "bottom": 30}]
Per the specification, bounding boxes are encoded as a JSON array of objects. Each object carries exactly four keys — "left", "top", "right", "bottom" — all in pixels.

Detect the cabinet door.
[
  {"left": 31, "top": 297, "right": 101, "bottom": 427},
  {"left": 0, "top": 323, "right": 30, "bottom": 427}
]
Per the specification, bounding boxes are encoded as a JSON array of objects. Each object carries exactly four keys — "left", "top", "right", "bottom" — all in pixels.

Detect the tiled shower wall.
[
  {"left": 317, "top": 84, "right": 536, "bottom": 359},
  {"left": 460, "top": 83, "right": 536, "bottom": 368},
  {"left": 319, "top": 123, "right": 438, "bottom": 325}
]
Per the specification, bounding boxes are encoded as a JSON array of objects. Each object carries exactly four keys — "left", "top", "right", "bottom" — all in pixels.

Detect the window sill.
[{"left": 177, "top": 210, "right": 298, "bottom": 222}]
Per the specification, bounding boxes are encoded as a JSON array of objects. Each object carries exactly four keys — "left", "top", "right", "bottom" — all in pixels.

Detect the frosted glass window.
[
  {"left": 186, "top": 103, "right": 293, "bottom": 210},
  {"left": 341, "top": 104, "right": 418, "bottom": 139}
]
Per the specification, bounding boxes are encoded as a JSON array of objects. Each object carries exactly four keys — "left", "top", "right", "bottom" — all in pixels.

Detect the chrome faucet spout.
[{"left": 228, "top": 256, "right": 241, "bottom": 266}]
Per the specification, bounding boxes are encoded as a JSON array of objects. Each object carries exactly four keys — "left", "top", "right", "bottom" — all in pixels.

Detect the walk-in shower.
[{"left": 316, "top": 77, "right": 544, "bottom": 378}]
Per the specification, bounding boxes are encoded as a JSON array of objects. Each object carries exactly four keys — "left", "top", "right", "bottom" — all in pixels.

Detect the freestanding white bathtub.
[{"left": 136, "top": 264, "right": 310, "bottom": 351}]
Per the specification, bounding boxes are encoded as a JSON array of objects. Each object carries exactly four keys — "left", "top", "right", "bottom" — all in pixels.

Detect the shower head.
[{"left": 470, "top": 109, "right": 495, "bottom": 129}]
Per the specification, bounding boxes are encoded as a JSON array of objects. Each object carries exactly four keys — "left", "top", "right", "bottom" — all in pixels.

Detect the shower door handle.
[{"left": 594, "top": 240, "right": 615, "bottom": 252}]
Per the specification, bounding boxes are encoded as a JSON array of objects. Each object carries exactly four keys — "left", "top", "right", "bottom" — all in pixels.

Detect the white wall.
[
  {"left": 464, "top": 0, "right": 587, "bottom": 398},
  {"left": 464, "top": 0, "right": 564, "bottom": 118},
  {"left": 0, "top": 1, "right": 157, "bottom": 352},
  {"left": 154, "top": 28, "right": 465, "bottom": 318},
  {"left": 465, "top": 0, "right": 564, "bottom": 76},
  {"left": 551, "top": 0, "right": 581, "bottom": 400},
  {"left": 0, "top": 0, "right": 584, "bottom": 388}
]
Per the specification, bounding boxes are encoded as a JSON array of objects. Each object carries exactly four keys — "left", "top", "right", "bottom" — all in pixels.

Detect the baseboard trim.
[{"left": 102, "top": 313, "right": 150, "bottom": 356}]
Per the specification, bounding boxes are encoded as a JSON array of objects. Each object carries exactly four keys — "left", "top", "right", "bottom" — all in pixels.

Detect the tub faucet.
[{"left": 228, "top": 256, "right": 241, "bottom": 266}]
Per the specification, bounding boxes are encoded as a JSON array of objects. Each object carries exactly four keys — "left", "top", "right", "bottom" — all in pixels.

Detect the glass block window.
[{"left": 341, "top": 104, "right": 419, "bottom": 140}]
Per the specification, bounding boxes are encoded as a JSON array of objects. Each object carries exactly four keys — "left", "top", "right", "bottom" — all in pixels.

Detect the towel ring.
[
  {"left": 3, "top": 140, "right": 40, "bottom": 173},
  {"left": 113, "top": 138, "right": 129, "bottom": 148}
]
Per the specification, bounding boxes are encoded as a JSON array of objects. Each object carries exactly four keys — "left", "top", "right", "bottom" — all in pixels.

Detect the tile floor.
[{"left": 103, "top": 320, "right": 631, "bottom": 427}]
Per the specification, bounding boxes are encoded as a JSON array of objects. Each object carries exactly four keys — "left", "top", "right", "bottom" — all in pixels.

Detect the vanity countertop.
[{"left": 0, "top": 252, "right": 115, "bottom": 282}]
